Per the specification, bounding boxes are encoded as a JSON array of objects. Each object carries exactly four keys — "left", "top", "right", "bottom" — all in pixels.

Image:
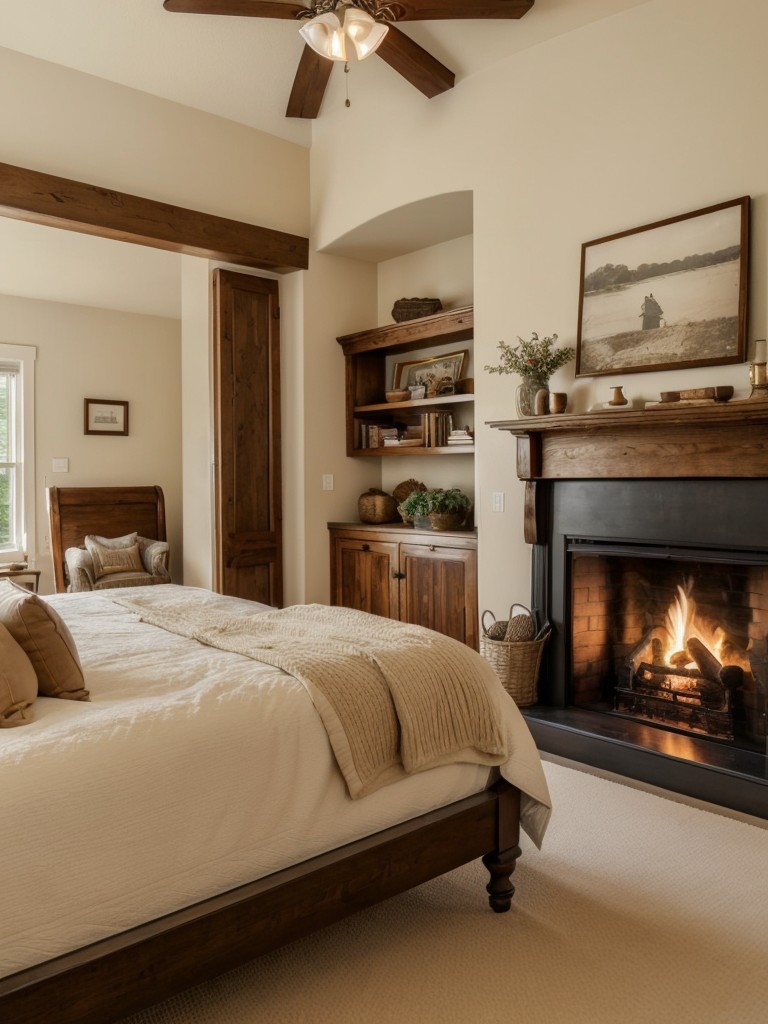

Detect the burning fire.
[
  {"left": 620, "top": 577, "right": 747, "bottom": 740},
  {"left": 661, "top": 580, "right": 748, "bottom": 674}
]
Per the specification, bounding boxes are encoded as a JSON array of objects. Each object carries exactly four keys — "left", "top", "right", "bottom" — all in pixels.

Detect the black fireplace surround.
[
  {"left": 490, "top": 407, "right": 768, "bottom": 820},
  {"left": 528, "top": 477, "right": 767, "bottom": 818}
]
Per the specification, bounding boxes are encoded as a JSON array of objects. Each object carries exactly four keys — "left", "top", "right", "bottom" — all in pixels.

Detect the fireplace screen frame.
[{"left": 534, "top": 477, "right": 768, "bottom": 762}]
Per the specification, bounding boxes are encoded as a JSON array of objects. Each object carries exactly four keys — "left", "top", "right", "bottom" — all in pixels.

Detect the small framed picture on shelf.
[
  {"left": 84, "top": 399, "right": 129, "bottom": 436},
  {"left": 393, "top": 350, "right": 468, "bottom": 397}
]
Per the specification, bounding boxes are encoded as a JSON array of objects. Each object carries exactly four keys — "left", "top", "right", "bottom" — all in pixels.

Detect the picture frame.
[
  {"left": 84, "top": 399, "right": 129, "bottom": 436},
  {"left": 576, "top": 196, "right": 750, "bottom": 377},
  {"left": 392, "top": 350, "right": 468, "bottom": 396}
]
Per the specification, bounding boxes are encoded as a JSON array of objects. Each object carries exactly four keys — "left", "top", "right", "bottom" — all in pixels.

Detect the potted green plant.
[
  {"left": 399, "top": 487, "right": 472, "bottom": 531},
  {"left": 484, "top": 331, "right": 575, "bottom": 417}
]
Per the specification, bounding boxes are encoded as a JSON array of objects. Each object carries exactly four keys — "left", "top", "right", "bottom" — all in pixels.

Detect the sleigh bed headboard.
[{"left": 47, "top": 485, "right": 167, "bottom": 594}]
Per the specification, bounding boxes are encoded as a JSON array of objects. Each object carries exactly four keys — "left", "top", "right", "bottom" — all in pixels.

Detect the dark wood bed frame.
[
  {"left": 0, "top": 779, "right": 521, "bottom": 1024},
  {"left": 27, "top": 485, "right": 524, "bottom": 1022}
]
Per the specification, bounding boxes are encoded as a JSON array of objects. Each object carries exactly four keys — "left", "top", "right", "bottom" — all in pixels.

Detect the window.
[{"left": 0, "top": 345, "right": 35, "bottom": 559}]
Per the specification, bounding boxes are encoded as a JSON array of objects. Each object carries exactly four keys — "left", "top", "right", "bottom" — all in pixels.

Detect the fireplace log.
[
  {"left": 696, "top": 678, "right": 726, "bottom": 709},
  {"left": 686, "top": 637, "right": 722, "bottom": 681},
  {"left": 718, "top": 665, "right": 744, "bottom": 694},
  {"left": 651, "top": 637, "right": 664, "bottom": 665}
]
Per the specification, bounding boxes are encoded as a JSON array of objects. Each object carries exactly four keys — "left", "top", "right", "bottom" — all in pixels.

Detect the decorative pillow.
[
  {"left": 0, "top": 580, "right": 89, "bottom": 700},
  {"left": 85, "top": 534, "right": 145, "bottom": 580},
  {"left": 0, "top": 622, "right": 37, "bottom": 727}
]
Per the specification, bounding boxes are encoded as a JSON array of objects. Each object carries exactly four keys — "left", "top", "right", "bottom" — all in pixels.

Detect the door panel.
[
  {"left": 213, "top": 269, "right": 282, "bottom": 606},
  {"left": 335, "top": 539, "right": 399, "bottom": 618},
  {"left": 400, "top": 544, "right": 478, "bottom": 648}
]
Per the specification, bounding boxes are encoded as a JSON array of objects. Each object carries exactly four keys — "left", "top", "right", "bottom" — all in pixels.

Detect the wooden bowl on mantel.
[{"left": 385, "top": 389, "right": 410, "bottom": 403}]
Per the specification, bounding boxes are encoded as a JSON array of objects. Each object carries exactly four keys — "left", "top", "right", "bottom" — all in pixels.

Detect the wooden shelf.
[
  {"left": 356, "top": 393, "right": 473, "bottom": 414},
  {"left": 337, "top": 306, "right": 475, "bottom": 458},
  {"left": 353, "top": 445, "right": 474, "bottom": 457},
  {"left": 489, "top": 398, "right": 768, "bottom": 481},
  {"left": 337, "top": 305, "right": 473, "bottom": 357}
]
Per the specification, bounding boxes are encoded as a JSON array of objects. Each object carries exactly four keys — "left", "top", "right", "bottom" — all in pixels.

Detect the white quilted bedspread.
[{"left": 0, "top": 586, "right": 550, "bottom": 979}]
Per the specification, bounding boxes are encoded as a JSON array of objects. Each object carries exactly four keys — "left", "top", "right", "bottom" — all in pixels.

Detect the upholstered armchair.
[
  {"left": 64, "top": 533, "right": 171, "bottom": 593},
  {"left": 48, "top": 485, "right": 172, "bottom": 594}
]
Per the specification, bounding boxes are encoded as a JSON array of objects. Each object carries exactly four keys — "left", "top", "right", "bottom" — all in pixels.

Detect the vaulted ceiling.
[{"left": 0, "top": 0, "right": 650, "bottom": 315}]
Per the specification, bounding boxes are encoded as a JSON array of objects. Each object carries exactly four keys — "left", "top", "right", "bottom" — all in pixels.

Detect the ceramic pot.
[{"left": 516, "top": 380, "right": 549, "bottom": 417}]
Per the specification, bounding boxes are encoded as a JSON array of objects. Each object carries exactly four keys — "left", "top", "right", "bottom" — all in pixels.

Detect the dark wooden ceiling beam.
[
  {"left": 0, "top": 162, "right": 308, "bottom": 272},
  {"left": 286, "top": 44, "right": 334, "bottom": 118},
  {"left": 376, "top": 25, "right": 454, "bottom": 99}
]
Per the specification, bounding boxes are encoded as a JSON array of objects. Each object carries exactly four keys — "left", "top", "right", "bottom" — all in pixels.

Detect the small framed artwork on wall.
[
  {"left": 84, "top": 399, "right": 129, "bottom": 436},
  {"left": 576, "top": 196, "right": 750, "bottom": 377}
]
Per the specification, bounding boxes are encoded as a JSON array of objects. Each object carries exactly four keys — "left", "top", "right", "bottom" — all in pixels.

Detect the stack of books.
[{"left": 447, "top": 427, "right": 474, "bottom": 447}]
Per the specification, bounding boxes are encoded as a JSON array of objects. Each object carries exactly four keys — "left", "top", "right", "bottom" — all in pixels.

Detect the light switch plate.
[{"left": 52, "top": 457, "right": 69, "bottom": 473}]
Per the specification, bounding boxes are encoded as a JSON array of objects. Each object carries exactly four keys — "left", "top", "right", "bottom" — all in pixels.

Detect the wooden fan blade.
[
  {"left": 286, "top": 45, "right": 334, "bottom": 118},
  {"left": 376, "top": 25, "right": 454, "bottom": 99},
  {"left": 385, "top": 0, "right": 534, "bottom": 20},
  {"left": 163, "top": 1, "right": 305, "bottom": 19}
]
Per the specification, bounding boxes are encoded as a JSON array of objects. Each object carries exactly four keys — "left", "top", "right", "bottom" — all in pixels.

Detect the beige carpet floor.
[{"left": 123, "top": 759, "right": 768, "bottom": 1024}]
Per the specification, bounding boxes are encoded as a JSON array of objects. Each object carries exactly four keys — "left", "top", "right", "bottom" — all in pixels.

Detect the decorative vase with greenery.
[
  {"left": 399, "top": 487, "right": 472, "bottom": 531},
  {"left": 484, "top": 332, "right": 575, "bottom": 417}
]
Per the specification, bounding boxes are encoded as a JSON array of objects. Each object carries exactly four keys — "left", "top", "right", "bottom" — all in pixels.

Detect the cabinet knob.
[
  {"left": 392, "top": 570, "right": 406, "bottom": 580},
  {"left": 362, "top": 543, "right": 370, "bottom": 551}
]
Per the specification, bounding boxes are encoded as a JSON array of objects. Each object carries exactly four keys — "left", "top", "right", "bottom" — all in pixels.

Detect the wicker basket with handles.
[
  {"left": 358, "top": 488, "right": 399, "bottom": 524},
  {"left": 479, "top": 604, "right": 549, "bottom": 706}
]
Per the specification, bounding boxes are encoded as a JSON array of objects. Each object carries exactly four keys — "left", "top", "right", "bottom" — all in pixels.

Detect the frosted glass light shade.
[
  {"left": 299, "top": 11, "right": 347, "bottom": 62},
  {"left": 344, "top": 8, "right": 389, "bottom": 60}
]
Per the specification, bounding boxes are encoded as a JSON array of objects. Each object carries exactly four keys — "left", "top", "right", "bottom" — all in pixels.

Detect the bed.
[{"left": 0, "top": 584, "right": 551, "bottom": 1024}]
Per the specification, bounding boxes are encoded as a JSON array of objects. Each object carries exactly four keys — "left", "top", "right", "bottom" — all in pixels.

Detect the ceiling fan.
[{"left": 162, "top": 1, "right": 535, "bottom": 119}]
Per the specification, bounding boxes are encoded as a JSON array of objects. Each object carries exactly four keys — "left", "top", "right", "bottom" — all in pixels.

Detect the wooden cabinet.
[
  {"left": 336, "top": 306, "right": 474, "bottom": 457},
  {"left": 329, "top": 523, "right": 478, "bottom": 649}
]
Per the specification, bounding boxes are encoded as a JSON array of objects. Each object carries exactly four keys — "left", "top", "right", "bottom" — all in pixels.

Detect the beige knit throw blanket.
[{"left": 112, "top": 595, "right": 508, "bottom": 799}]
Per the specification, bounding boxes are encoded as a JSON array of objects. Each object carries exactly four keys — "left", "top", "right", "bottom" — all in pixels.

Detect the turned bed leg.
[{"left": 482, "top": 846, "right": 522, "bottom": 912}]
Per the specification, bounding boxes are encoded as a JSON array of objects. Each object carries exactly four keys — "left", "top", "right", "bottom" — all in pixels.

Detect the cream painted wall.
[
  {"left": 376, "top": 235, "right": 473, "bottom": 326},
  {"left": 0, "top": 47, "right": 311, "bottom": 599},
  {"left": 299, "top": 251, "right": 379, "bottom": 604},
  {"left": 309, "top": 0, "right": 768, "bottom": 621},
  {"left": 0, "top": 293, "right": 181, "bottom": 595},
  {"left": 180, "top": 256, "right": 213, "bottom": 589},
  {"left": 0, "top": 46, "right": 309, "bottom": 236}
]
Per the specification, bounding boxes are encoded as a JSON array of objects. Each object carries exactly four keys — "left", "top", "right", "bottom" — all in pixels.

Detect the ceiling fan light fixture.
[
  {"left": 343, "top": 7, "right": 389, "bottom": 61},
  {"left": 299, "top": 11, "right": 347, "bottom": 62}
]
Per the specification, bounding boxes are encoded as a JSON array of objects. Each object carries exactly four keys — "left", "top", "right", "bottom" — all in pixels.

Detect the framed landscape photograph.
[
  {"left": 576, "top": 196, "right": 750, "bottom": 377},
  {"left": 84, "top": 399, "right": 129, "bottom": 436},
  {"left": 393, "top": 350, "right": 468, "bottom": 395}
]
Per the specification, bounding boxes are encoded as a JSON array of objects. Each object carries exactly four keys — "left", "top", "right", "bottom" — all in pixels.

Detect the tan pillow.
[
  {"left": 85, "top": 534, "right": 144, "bottom": 579},
  {"left": 0, "top": 622, "right": 37, "bottom": 727},
  {"left": 0, "top": 580, "right": 89, "bottom": 701}
]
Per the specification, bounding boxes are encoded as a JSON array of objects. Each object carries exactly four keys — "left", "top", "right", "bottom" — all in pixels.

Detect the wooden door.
[
  {"left": 399, "top": 542, "right": 478, "bottom": 649},
  {"left": 212, "top": 269, "right": 282, "bottom": 605},
  {"left": 331, "top": 535, "right": 400, "bottom": 619}
]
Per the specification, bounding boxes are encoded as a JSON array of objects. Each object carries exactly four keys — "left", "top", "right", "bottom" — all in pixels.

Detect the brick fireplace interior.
[{"left": 492, "top": 407, "right": 768, "bottom": 819}]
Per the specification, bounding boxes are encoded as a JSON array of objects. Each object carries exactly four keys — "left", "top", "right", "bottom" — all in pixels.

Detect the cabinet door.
[
  {"left": 332, "top": 537, "right": 400, "bottom": 619},
  {"left": 399, "top": 543, "right": 478, "bottom": 649}
]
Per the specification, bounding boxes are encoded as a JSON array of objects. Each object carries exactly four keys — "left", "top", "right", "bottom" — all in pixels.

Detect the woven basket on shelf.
[
  {"left": 479, "top": 605, "right": 549, "bottom": 706},
  {"left": 358, "top": 488, "right": 399, "bottom": 524}
]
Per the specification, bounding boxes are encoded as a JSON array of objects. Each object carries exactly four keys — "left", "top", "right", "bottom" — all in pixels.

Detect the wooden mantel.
[
  {"left": 489, "top": 402, "right": 768, "bottom": 544},
  {"left": 489, "top": 401, "right": 768, "bottom": 482}
]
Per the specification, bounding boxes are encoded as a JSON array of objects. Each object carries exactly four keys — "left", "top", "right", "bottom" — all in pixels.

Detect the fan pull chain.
[{"left": 344, "top": 61, "right": 351, "bottom": 108}]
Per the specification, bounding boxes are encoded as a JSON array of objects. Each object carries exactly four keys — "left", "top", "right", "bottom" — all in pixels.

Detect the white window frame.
[{"left": 0, "top": 344, "right": 36, "bottom": 560}]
